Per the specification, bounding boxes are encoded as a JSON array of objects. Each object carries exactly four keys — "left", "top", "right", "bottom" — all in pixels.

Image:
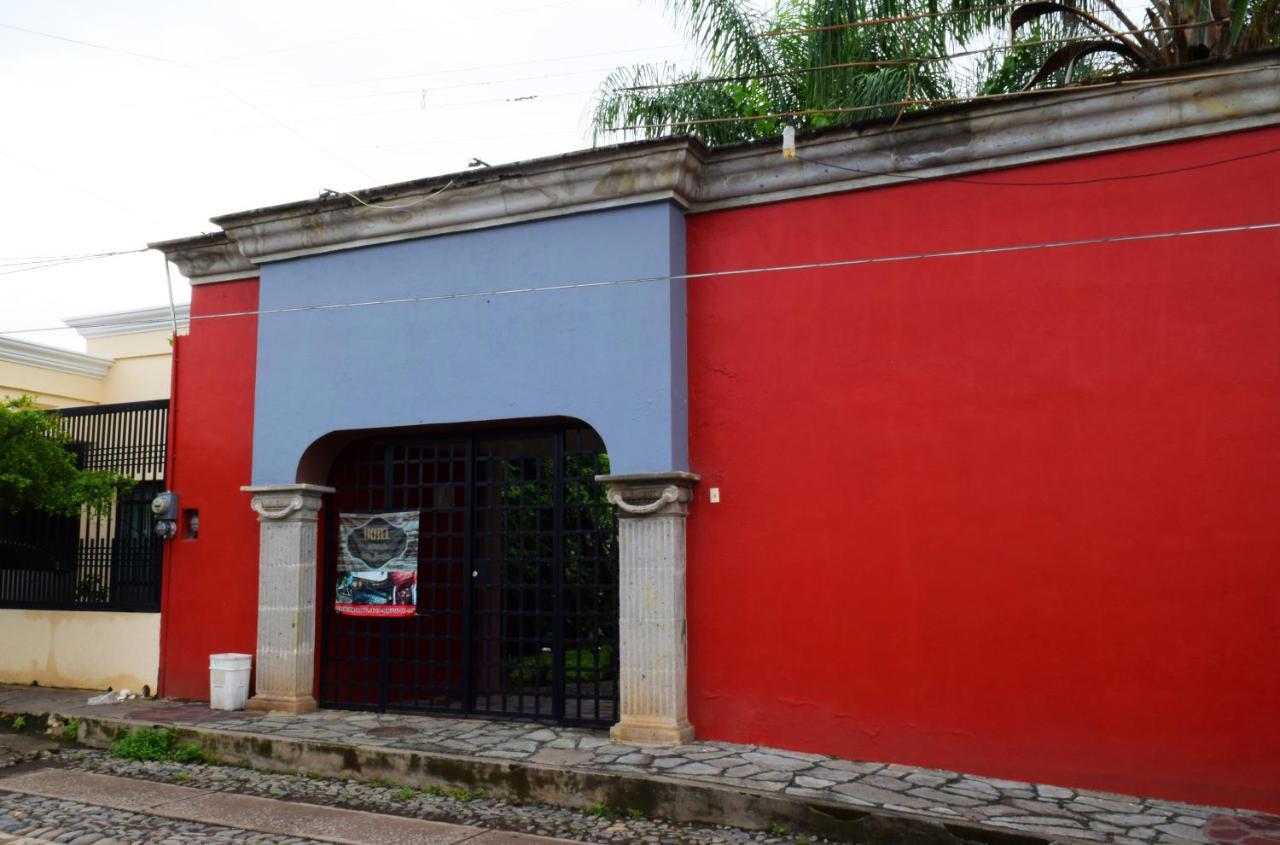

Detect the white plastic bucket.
[{"left": 209, "top": 653, "right": 252, "bottom": 711}]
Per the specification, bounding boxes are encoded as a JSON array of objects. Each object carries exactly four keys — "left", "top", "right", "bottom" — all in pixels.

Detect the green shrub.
[
  {"left": 62, "top": 718, "right": 79, "bottom": 742},
  {"left": 11, "top": 716, "right": 26, "bottom": 731},
  {"left": 172, "top": 741, "right": 216, "bottom": 764},
  {"left": 110, "top": 727, "right": 175, "bottom": 761},
  {"left": 109, "top": 727, "right": 215, "bottom": 764}
]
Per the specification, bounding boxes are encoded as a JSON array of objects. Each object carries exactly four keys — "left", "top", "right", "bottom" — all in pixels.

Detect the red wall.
[
  {"left": 684, "top": 127, "right": 1280, "bottom": 812},
  {"left": 159, "top": 278, "right": 261, "bottom": 700}
]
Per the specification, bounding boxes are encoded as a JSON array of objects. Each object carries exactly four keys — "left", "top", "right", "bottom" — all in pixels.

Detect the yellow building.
[
  {"left": 0, "top": 304, "right": 188, "bottom": 408},
  {"left": 0, "top": 304, "right": 187, "bottom": 694}
]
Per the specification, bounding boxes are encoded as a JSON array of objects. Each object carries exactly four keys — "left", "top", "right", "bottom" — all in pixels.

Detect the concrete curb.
[{"left": 9, "top": 702, "right": 1060, "bottom": 845}]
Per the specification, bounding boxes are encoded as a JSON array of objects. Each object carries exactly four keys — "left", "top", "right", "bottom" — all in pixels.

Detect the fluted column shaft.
[
  {"left": 241, "top": 483, "right": 334, "bottom": 713},
  {"left": 598, "top": 471, "right": 698, "bottom": 745}
]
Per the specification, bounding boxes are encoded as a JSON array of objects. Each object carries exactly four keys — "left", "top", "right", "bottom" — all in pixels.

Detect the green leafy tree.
[{"left": 0, "top": 395, "right": 133, "bottom": 517}]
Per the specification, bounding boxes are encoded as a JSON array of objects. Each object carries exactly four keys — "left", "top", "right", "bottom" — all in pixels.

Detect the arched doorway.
[{"left": 318, "top": 421, "right": 618, "bottom": 726}]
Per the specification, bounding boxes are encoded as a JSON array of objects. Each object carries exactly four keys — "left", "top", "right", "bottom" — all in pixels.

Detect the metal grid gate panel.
[{"left": 319, "top": 424, "right": 617, "bottom": 726}]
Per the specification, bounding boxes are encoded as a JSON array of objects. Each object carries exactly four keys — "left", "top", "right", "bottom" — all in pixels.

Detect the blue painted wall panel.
[{"left": 251, "top": 202, "right": 687, "bottom": 483}]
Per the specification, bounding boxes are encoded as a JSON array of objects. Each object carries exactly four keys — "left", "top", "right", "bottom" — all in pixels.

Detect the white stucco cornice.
[
  {"left": 64, "top": 304, "right": 191, "bottom": 338},
  {"left": 154, "top": 55, "right": 1279, "bottom": 277},
  {"left": 0, "top": 336, "right": 113, "bottom": 378},
  {"left": 210, "top": 138, "right": 707, "bottom": 264},
  {"left": 148, "top": 232, "right": 256, "bottom": 285},
  {"left": 693, "top": 58, "right": 1280, "bottom": 210}
]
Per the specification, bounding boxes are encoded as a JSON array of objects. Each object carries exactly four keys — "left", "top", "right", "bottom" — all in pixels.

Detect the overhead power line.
[
  {"left": 753, "top": 0, "right": 1052, "bottom": 38},
  {"left": 608, "top": 62, "right": 1278, "bottom": 132},
  {"left": 171, "top": 22, "right": 1231, "bottom": 139},
  {"left": 0, "top": 20, "right": 374, "bottom": 182},
  {"left": 2, "top": 221, "right": 1276, "bottom": 337},
  {"left": 2, "top": 133, "right": 1275, "bottom": 283},
  {"left": 609, "top": 20, "right": 1235, "bottom": 94},
  {"left": 792, "top": 144, "right": 1280, "bottom": 187},
  {"left": 138, "top": 23, "right": 1242, "bottom": 138},
  {"left": 187, "top": 0, "right": 592, "bottom": 67},
  {"left": 0, "top": 249, "right": 150, "bottom": 277}
]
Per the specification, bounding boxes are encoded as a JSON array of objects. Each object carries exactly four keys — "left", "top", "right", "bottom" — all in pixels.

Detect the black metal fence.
[{"left": 0, "top": 400, "right": 168, "bottom": 612}]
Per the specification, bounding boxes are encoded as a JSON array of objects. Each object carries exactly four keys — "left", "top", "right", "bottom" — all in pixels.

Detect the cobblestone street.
[
  {"left": 0, "top": 749, "right": 835, "bottom": 845},
  {"left": 65, "top": 702, "right": 1263, "bottom": 845},
  {"left": 3, "top": 685, "right": 1279, "bottom": 845}
]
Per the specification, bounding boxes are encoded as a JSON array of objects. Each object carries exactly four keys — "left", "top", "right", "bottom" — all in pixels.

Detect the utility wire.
[
  {"left": 188, "top": 0, "right": 591, "bottom": 67},
  {"left": 0, "top": 250, "right": 150, "bottom": 277},
  {"left": 2, "top": 132, "right": 1275, "bottom": 280},
  {"left": 0, "top": 20, "right": 375, "bottom": 182},
  {"left": 5, "top": 12, "right": 1225, "bottom": 151},
  {"left": 189, "top": 21, "right": 1235, "bottom": 138},
  {"left": 320, "top": 179, "right": 457, "bottom": 210},
  {"left": 0, "top": 250, "right": 148, "bottom": 267},
  {"left": 170, "top": 22, "right": 1248, "bottom": 134},
  {"left": 2, "top": 221, "right": 1275, "bottom": 337},
  {"left": 256, "top": 42, "right": 687, "bottom": 96},
  {"left": 792, "top": 144, "right": 1280, "bottom": 187},
  {"left": 609, "top": 61, "right": 1278, "bottom": 132},
  {"left": 751, "top": 0, "right": 1133, "bottom": 38},
  {"left": 608, "top": 20, "right": 1237, "bottom": 94}
]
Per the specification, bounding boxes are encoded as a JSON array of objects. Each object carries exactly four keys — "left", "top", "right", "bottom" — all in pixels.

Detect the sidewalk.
[
  {"left": 0, "top": 767, "right": 580, "bottom": 845},
  {"left": 2, "top": 684, "right": 1275, "bottom": 845}
]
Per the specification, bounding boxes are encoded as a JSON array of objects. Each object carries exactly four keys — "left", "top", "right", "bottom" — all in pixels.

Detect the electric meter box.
[{"left": 151, "top": 492, "right": 180, "bottom": 520}]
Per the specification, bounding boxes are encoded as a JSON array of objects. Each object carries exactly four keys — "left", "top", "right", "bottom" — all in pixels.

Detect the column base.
[
  {"left": 611, "top": 718, "right": 695, "bottom": 746},
  {"left": 246, "top": 694, "right": 318, "bottom": 714}
]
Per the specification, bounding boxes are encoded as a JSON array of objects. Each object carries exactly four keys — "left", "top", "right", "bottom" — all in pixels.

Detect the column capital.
[
  {"left": 596, "top": 472, "right": 699, "bottom": 518},
  {"left": 240, "top": 484, "right": 334, "bottom": 522}
]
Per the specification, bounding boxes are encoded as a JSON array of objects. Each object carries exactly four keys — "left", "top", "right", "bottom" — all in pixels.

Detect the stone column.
[
  {"left": 598, "top": 471, "right": 699, "bottom": 746},
  {"left": 240, "top": 483, "right": 334, "bottom": 713}
]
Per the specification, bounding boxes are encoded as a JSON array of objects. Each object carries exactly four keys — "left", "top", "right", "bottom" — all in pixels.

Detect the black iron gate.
[
  {"left": 319, "top": 423, "right": 618, "bottom": 726},
  {"left": 0, "top": 400, "right": 167, "bottom": 611}
]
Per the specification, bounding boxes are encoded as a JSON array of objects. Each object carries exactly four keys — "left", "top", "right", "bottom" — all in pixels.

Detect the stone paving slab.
[
  {"left": 0, "top": 789, "right": 334, "bottom": 844},
  {"left": 0, "top": 768, "right": 185, "bottom": 811},
  {"left": 4, "top": 685, "right": 1278, "bottom": 845},
  {"left": 0, "top": 768, "right": 488, "bottom": 845}
]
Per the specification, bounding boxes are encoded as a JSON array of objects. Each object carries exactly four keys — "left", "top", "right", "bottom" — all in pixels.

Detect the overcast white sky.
[{"left": 0, "top": 0, "right": 704, "bottom": 350}]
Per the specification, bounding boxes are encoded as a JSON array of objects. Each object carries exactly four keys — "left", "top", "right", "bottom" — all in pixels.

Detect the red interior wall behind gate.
[
  {"left": 684, "top": 127, "right": 1280, "bottom": 812},
  {"left": 159, "top": 278, "right": 260, "bottom": 700}
]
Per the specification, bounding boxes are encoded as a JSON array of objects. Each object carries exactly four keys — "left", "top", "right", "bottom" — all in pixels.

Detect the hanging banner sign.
[{"left": 336, "top": 511, "right": 419, "bottom": 617}]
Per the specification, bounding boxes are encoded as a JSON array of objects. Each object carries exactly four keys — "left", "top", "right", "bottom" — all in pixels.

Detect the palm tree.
[
  {"left": 591, "top": 0, "right": 960, "bottom": 145},
  {"left": 591, "top": 0, "right": 1280, "bottom": 144},
  {"left": 976, "top": 0, "right": 1279, "bottom": 93}
]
